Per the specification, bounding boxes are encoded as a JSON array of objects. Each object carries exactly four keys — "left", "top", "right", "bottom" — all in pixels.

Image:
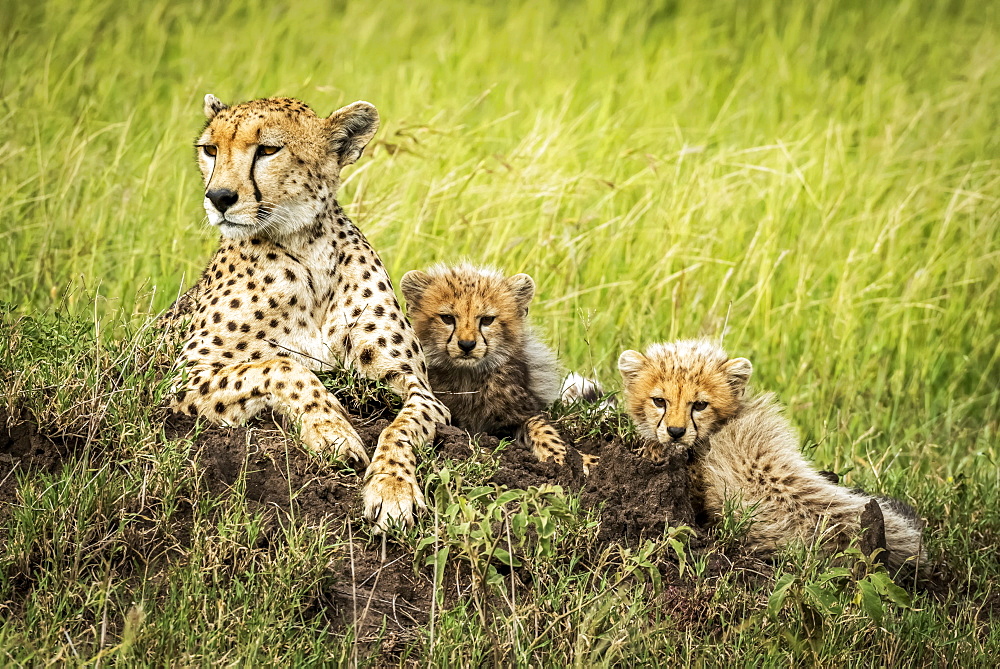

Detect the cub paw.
[
  {"left": 425, "top": 395, "right": 452, "bottom": 426},
  {"left": 534, "top": 445, "right": 567, "bottom": 466},
  {"left": 362, "top": 470, "right": 425, "bottom": 532},
  {"left": 581, "top": 453, "right": 600, "bottom": 476},
  {"left": 301, "top": 415, "right": 370, "bottom": 466}
]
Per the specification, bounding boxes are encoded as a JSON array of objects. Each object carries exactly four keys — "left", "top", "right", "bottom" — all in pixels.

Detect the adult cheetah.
[{"left": 163, "top": 94, "right": 450, "bottom": 530}]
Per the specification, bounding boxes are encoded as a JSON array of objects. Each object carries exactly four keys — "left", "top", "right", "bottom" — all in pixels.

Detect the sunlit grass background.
[{"left": 2, "top": 0, "right": 999, "bottom": 663}]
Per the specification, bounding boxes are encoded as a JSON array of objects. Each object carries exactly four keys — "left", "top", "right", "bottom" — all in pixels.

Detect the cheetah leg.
[
  {"left": 362, "top": 377, "right": 451, "bottom": 531},
  {"left": 172, "top": 360, "right": 369, "bottom": 465},
  {"left": 519, "top": 414, "right": 568, "bottom": 466},
  {"left": 321, "top": 253, "right": 451, "bottom": 530}
]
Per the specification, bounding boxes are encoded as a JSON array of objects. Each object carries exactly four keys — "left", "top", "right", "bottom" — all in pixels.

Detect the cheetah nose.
[
  {"left": 207, "top": 188, "right": 239, "bottom": 213},
  {"left": 666, "top": 426, "right": 686, "bottom": 440},
  {"left": 457, "top": 339, "right": 476, "bottom": 353}
]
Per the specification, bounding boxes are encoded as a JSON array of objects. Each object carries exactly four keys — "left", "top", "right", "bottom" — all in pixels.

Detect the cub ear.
[
  {"left": 723, "top": 357, "right": 753, "bottom": 395},
  {"left": 204, "top": 94, "right": 229, "bottom": 120},
  {"left": 327, "top": 101, "right": 380, "bottom": 166},
  {"left": 400, "top": 270, "right": 431, "bottom": 308},
  {"left": 617, "top": 350, "right": 647, "bottom": 384},
  {"left": 507, "top": 273, "right": 535, "bottom": 310}
]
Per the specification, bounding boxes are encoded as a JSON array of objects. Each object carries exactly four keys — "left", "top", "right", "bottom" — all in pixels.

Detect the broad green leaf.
[
  {"left": 495, "top": 489, "right": 523, "bottom": 506},
  {"left": 492, "top": 548, "right": 521, "bottom": 567},
  {"left": 867, "top": 572, "right": 913, "bottom": 608},
  {"left": 857, "top": 579, "right": 884, "bottom": 626},
  {"left": 804, "top": 583, "right": 843, "bottom": 616},
  {"left": 767, "top": 572, "right": 798, "bottom": 619}
]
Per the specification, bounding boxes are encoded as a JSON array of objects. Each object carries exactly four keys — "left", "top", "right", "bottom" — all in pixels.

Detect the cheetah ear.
[
  {"left": 723, "top": 357, "right": 753, "bottom": 395},
  {"left": 203, "top": 94, "right": 229, "bottom": 120},
  {"left": 507, "top": 273, "right": 535, "bottom": 310},
  {"left": 617, "top": 350, "right": 647, "bottom": 384},
  {"left": 400, "top": 270, "right": 431, "bottom": 308},
  {"left": 327, "top": 101, "right": 380, "bottom": 167}
]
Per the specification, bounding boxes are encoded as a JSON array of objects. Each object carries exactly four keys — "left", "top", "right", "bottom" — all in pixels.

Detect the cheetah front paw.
[
  {"left": 362, "top": 470, "right": 425, "bottom": 532},
  {"left": 301, "top": 416, "right": 370, "bottom": 467}
]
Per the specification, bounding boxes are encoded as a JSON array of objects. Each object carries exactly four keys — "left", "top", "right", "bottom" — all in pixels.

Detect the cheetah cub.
[
  {"left": 162, "top": 95, "right": 450, "bottom": 530},
  {"left": 401, "top": 263, "right": 590, "bottom": 470},
  {"left": 618, "top": 339, "right": 925, "bottom": 570}
]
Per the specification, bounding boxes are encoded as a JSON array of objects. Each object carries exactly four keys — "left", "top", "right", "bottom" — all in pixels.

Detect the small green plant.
[
  {"left": 663, "top": 524, "right": 696, "bottom": 579},
  {"left": 415, "top": 467, "right": 592, "bottom": 664},
  {"left": 316, "top": 365, "right": 401, "bottom": 418},
  {"left": 416, "top": 468, "right": 582, "bottom": 598}
]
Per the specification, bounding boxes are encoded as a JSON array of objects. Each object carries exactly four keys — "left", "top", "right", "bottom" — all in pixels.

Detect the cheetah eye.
[
  {"left": 692, "top": 401, "right": 709, "bottom": 411},
  {"left": 439, "top": 314, "right": 455, "bottom": 326},
  {"left": 257, "top": 145, "right": 281, "bottom": 157},
  {"left": 202, "top": 145, "right": 218, "bottom": 157},
  {"left": 651, "top": 397, "right": 666, "bottom": 408},
  {"left": 479, "top": 316, "right": 495, "bottom": 326}
]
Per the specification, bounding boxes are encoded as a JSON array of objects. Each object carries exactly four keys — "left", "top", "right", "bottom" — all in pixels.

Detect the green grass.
[{"left": 2, "top": 0, "right": 999, "bottom": 664}]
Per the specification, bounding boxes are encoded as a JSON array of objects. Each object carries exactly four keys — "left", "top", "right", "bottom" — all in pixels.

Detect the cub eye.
[
  {"left": 439, "top": 314, "right": 455, "bottom": 326},
  {"left": 651, "top": 397, "right": 666, "bottom": 408},
  {"left": 202, "top": 145, "right": 218, "bottom": 157},
  {"left": 693, "top": 401, "right": 709, "bottom": 411},
  {"left": 479, "top": 316, "right": 495, "bottom": 326},
  {"left": 257, "top": 145, "right": 281, "bottom": 156}
]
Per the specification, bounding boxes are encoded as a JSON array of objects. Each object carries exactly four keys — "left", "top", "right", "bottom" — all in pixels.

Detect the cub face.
[
  {"left": 400, "top": 265, "right": 534, "bottom": 370},
  {"left": 195, "top": 94, "right": 379, "bottom": 240},
  {"left": 618, "top": 340, "right": 752, "bottom": 454}
]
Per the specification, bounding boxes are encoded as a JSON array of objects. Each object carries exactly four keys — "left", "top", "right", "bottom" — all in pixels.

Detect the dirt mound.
[
  {"left": 0, "top": 405, "right": 695, "bottom": 636},
  {"left": 2, "top": 401, "right": 957, "bottom": 646},
  {"left": 579, "top": 439, "right": 695, "bottom": 543},
  {"left": 160, "top": 411, "right": 693, "bottom": 540}
]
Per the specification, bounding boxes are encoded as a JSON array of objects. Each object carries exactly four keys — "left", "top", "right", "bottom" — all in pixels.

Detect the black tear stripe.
[
  {"left": 249, "top": 152, "right": 263, "bottom": 203},
  {"left": 690, "top": 406, "right": 699, "bottom": 438},
  {"left": 206, "top": 158, "right": 217, "bottom": 192}
]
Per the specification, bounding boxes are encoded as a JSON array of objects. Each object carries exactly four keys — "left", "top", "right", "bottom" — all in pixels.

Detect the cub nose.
[
  {"left": 207, "top": 188, "right": 239, "bottom": 213},
  {"left": 666, "top": 426, "right": 686, "bottom": 440},
  {"left": 457, "top": 339, "right": 476, "bottom": 352}
]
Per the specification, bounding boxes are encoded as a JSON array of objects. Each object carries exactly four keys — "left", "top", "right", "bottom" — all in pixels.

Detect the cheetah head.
[
  {"left": 400, "top": 264, "right": 533, "bottom": 371},
  {"left": 195, "top": 94, "right": 379, "bottom": 240},
  {"left": 618, "top": 339, "right": 752, "bottom": 455}
]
